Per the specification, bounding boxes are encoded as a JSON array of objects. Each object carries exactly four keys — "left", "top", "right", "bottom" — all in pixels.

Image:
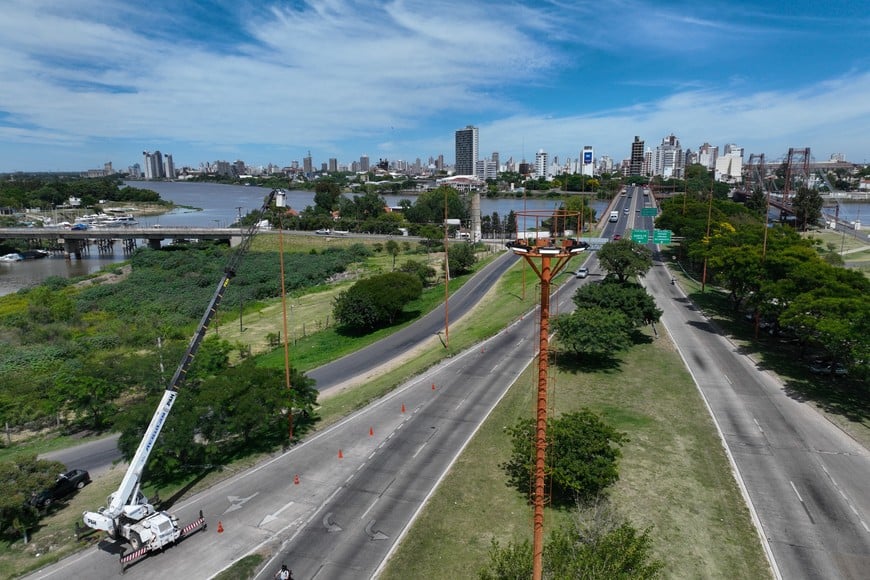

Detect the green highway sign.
[
  {"left": 653, "top": 229, "right": 672, "bottom": 244},
  {"left": 631, "top": 229, "right": 649, "bottom": 243},
  {"left": 641, "top": 207, "right": 658, "bottom": 217}
]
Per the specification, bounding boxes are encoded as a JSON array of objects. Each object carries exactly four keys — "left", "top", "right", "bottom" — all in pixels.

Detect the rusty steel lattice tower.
[
  {"left": 506, "top": 209, "right": 587, "bottom": 580},
  {"left": 782, "top": 147, "right": 811, "bottom": 205},
  {"left": 746, "top": 153, "right": 766, "bottom": 194}
]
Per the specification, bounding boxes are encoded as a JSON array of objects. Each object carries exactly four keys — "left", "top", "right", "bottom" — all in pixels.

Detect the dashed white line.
[
  {"left": 724, "top": 374, "right": 732, "bottom": 385},
  {"left": 790, "top": 481, "right": 804, "bottom": 503},
  {"left": 412, "top": 441, "right": 428, "bottom": 459},
  {"left": 360, "top": 497, "right": 379, "bottom": 520},
  {"left": 753, "top": 418, "right": 764, "bottom": 434}
]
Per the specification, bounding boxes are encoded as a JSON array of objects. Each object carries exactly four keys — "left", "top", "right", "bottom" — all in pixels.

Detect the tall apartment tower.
[
  {"left": 163, "top": 154, "right": 175, "bottom": 179},
  {"left": 303, "top": 151, "right": 314, "bottom": 176},
  {"left": 328, "top": 158, "right": 338, "bottom": 172},
  {"left": 454, "top": 125, "right": 479, "bottom": 176},
  {"left": 629, "top": 136, "right": 645, "bottom": 176},
  {"left": 360, "top": 155, "right": 370, "bottom": 172},
  {"left": 581, "top": 146, "right": 594, "bottom": 177},
  {"left": 654, "top": 134, "right": 683, "bottom": 178},
  {"left": 535, "top": 149, "right": 549, "bottom": 179},
  {"left": 142, "top": 151, "right": 165, "bottom": 180},
  {"left": 697, "top": 143, "right": 718, "bottom": 170}
]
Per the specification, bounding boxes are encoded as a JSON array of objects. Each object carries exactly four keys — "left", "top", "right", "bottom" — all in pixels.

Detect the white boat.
[{"left": 0, "top": 253, "right": 24, "bottom": 262}]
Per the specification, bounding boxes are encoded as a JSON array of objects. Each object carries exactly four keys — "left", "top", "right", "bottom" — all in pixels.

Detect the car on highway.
[
  {"left": 624, "top": 207, "right": 630, "bottom": 214},
  {"left": 70, "top": 223, "right": 88, "bottom": 231},
  {"left": 28, "top": 469, "right": 91, "bottom": 508},
  {"left": 315, "top": 228, "right": 331, "bottom": 235},
  {"left": 612, "top": 234, "right": 622, "bottom": 240},
  {"left": 575, "top": 267, "right": 589, "bottom": 279}
]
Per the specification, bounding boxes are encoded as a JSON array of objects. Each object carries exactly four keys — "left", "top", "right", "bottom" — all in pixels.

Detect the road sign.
[
  {"left": 653, "top": 229, "right": 672, "bottom": 244},
  {"left": 641, "top": 207, "right": 658, "bottom": 217},
  {"left": 631, "top": 229, "right": 649, "bottom": 243}
]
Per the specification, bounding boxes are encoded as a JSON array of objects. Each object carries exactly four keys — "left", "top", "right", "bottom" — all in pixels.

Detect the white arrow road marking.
[
  {"left": 224, "top": 492, "right": 259, "bottom": 514},
  {"left": 324, "top": 512, "right": 343, "bottom": 533},
  {"left": 258, "top": 501, "right": 295, "bottom": 527},
  {"left": 365, "top": 519, "right": 389, "bottom": 540}
]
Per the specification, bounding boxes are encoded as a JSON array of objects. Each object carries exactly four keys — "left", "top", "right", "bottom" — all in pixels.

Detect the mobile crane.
[{"left": 83, "top": 190, "right": 278, "bottom": 567}]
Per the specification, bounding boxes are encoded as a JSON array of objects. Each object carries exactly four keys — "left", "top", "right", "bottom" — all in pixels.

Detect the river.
[{"left": 0, "top": 182, "right": 611, "bottom": 296}]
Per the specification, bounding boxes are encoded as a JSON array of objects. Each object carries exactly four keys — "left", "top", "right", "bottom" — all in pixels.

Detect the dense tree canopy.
[
  {"left": 333, "top": 271, "right": 423, "bottom": 331},
  {"left": 596, "top": 240, "right": 653, "bottom": 283},
  {"left": 503, "top": 410, "right": 627, "bottom": 505}
]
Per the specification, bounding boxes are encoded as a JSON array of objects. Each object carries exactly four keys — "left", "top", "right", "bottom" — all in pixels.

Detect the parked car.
[
  {"left": 28, "top": 469, "right": 91, "bottom": 508},
  {"left": 575, "top": 267, "right": 589, "bottom": 279},
  {"left": 809, "top": 360, "right": 848, "bottom": 376},
  {"left": 70, "top": 223, "right": 88, "bottom": 231},
  {"left": 315, "top": 228, "right": 331, "bottom": 235}
]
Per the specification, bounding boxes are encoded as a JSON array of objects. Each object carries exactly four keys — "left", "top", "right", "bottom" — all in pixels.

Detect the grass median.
[{"left": 380, "top": 324, "right": 770, "bottom": 579}]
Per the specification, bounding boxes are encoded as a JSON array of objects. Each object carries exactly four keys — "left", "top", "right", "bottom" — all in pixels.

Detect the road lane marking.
[
  {"left": 360, "top": 496, "right": 379, "bottom": 520},
  {"left": 790, "top": 481, "right": 804, "bottom": 502},
  {"left": 753, "top": 418, "right": 764, "bottom": 434},
  {"left": 258, "top": 500, "right": 295, "bottom": 527}
]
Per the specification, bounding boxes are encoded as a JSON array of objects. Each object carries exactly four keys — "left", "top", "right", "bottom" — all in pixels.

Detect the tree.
[
  {"left": 792, "top": 187, "right": 823, "bottom": 231},
  {"left": 479, "top": 501, "right": 663, "bottom": 579},
  {"left": 398, "top": 259, "right": 436, "bottom": 286},
  {"left": 572, "top": 280, "right": 661, "bottom": 328},
  {"left": 404, "top": 186, "right": 467, "bottom": 225},
  {"left": 0, "top": 455, "right": 65, "bottom": 543},
  {"left": 553, "top": 307, "right": 633, "bottom": 358},
  {"left": 385, "top": 239, "right": 400, "bottom": 270},
  {"left": 503, "top": 410, "right": 627, "bottom": 505},
  {"left": 312, "top": 178, "right": 342, "bottom": 215},
  {"left": 333, "top": 272, "right": 423, "bottom": 331},
  {"left": 447, "top": 242, "right": 477, "bottom": 276},
  {"left": 596, "top": 240, "right": 653, "bottom": 282}
]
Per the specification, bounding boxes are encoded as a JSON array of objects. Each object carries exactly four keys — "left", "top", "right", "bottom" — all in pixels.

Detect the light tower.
[{"left": 505, "top": 210, "right": 587, "bottom": 580}]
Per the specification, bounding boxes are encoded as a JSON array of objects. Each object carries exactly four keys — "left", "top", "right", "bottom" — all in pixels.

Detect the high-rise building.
[
  {"left": 142, "top": 151, "right": 165, "bottom": 180},
  {"left": 491, "top": 152, "right": 500, "bottom": 173},
  {"left": 303, "top": 152, "right": 313, "bottom": 176},
  {"left": 360, "top": 155, "right": 370, "bottom": 172},
  {"left": 328, "top": 158, "right": 338, "bottom": 172},
  {"left": 697, "top": 142, "right": 718, "bottom": 170},
  {"left": 653, "top": 134, "right": 683, "bottom": 178},
  {"left": 535, "top": 149, "right": 548, "bottom": 179},
  {"left": 630, "top": 137, "right": 644, "bottom": 176},
  {"left": 163, "top": 154, "right": 175, "bottom": 179},
  {"left": 581, "top": 146, "right": 594, "bottom": 177},
  {"left": 454, "top": 125, "right": 479, "bottom": 176}
]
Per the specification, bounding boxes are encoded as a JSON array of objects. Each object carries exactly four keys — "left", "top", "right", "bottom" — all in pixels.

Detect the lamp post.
[{"left": 505, "top": 210, "right": 586, "bottom": 580}]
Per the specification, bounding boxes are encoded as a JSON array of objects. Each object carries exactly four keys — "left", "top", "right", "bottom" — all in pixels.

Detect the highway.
[
  {"left": 632, "top": 186, "right": 870, "bottom": 580},
  {"left": 29, "top": 188, "right": 870, "bottom": 579}
]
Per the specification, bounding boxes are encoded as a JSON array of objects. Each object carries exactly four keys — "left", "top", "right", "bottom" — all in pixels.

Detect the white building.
[
  {"left": 581, "top": 146, "right": 594, "bottom": 176},
  {"left": 535, "top": 149, "right": 549, "bottom": 179}
]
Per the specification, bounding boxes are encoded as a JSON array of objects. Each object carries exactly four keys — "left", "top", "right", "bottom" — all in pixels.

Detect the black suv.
[{"left": 28, "top": 469, "right": 91, "bottom": 508}]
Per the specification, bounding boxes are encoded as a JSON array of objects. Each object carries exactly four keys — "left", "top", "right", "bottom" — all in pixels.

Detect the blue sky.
[{"left": 1, "top": 0, "right": 868, "bottom": 172}]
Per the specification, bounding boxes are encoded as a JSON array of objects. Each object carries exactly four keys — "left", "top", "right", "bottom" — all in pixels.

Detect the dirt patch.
[{"left": 72, "top": 264, "right": 132, "bottom": 288}]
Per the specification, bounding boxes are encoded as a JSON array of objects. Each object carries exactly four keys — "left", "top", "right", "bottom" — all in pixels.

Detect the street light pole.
[{"left": 505, "top": 210, "right": 586, "bottom": 580}]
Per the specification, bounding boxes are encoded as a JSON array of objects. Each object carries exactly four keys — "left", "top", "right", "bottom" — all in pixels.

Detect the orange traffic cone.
[
  {"left": 369, "top": 427, "right": 374, "bottom": 436},
  {"left": 432, "top": 383, "right": 436, "bottom": 390},
  {"left": 338, "top": 449, "right": 344, "bottom": 459},
  {"left": 294, "top": 474, "right": 300, "bottom": 485},
  {"left": 217, "top": 521, "right": 224, "bottom": 533},
  {"left": 401, "top": 403, "right": 406, "bottom": 413}
]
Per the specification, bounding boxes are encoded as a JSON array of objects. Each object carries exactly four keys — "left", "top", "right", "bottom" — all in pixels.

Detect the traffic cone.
[
  {"left": 217, "top": 521, "right": 224, "bottom": 533},
  {"left": 369, "top": 427, "right": 374, "bottom": 436},
  {"left": 294, "top": 474, "right": 300, "bottom": 485},
  {"left": 432, "top": 383, "right": 436, "bottom": 390},
  {"left": 401, "top": 403, "right": 406, "bottom": 413},
  {"left": 338, "top": 449, "right": 344, "bottom": 459}
]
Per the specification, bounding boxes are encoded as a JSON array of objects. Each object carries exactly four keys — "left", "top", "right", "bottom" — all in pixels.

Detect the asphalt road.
[
  {"left": 633, "top": 187, "right": 870, "bottom": 580},
  {"left": 29, "top": 242, "right": 592, "bottom": 579},
  {"left": 31, "top": 189, "right": 869, "bottom": 579}
]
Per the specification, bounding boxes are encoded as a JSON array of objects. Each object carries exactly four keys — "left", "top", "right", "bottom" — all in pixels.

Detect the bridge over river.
[{"left": 0, "top": 227, "right": 246, "bottom": 258}]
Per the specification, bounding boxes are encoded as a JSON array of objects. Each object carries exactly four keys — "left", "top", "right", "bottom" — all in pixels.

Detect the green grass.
[
  {"left": 213, "top": 554, "right": 265, "bottom": 580},
  {"left": 381, "top": 329, "right": 770, "bottom": 580}
]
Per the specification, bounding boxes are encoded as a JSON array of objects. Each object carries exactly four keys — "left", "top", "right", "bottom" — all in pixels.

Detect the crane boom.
[{"left": 84, "top": 190, "right": 277, "bottom": 534}]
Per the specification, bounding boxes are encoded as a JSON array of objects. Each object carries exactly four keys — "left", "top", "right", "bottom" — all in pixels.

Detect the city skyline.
[{"left": 1, "top": 0, "right": 869, "bottom": 173}]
